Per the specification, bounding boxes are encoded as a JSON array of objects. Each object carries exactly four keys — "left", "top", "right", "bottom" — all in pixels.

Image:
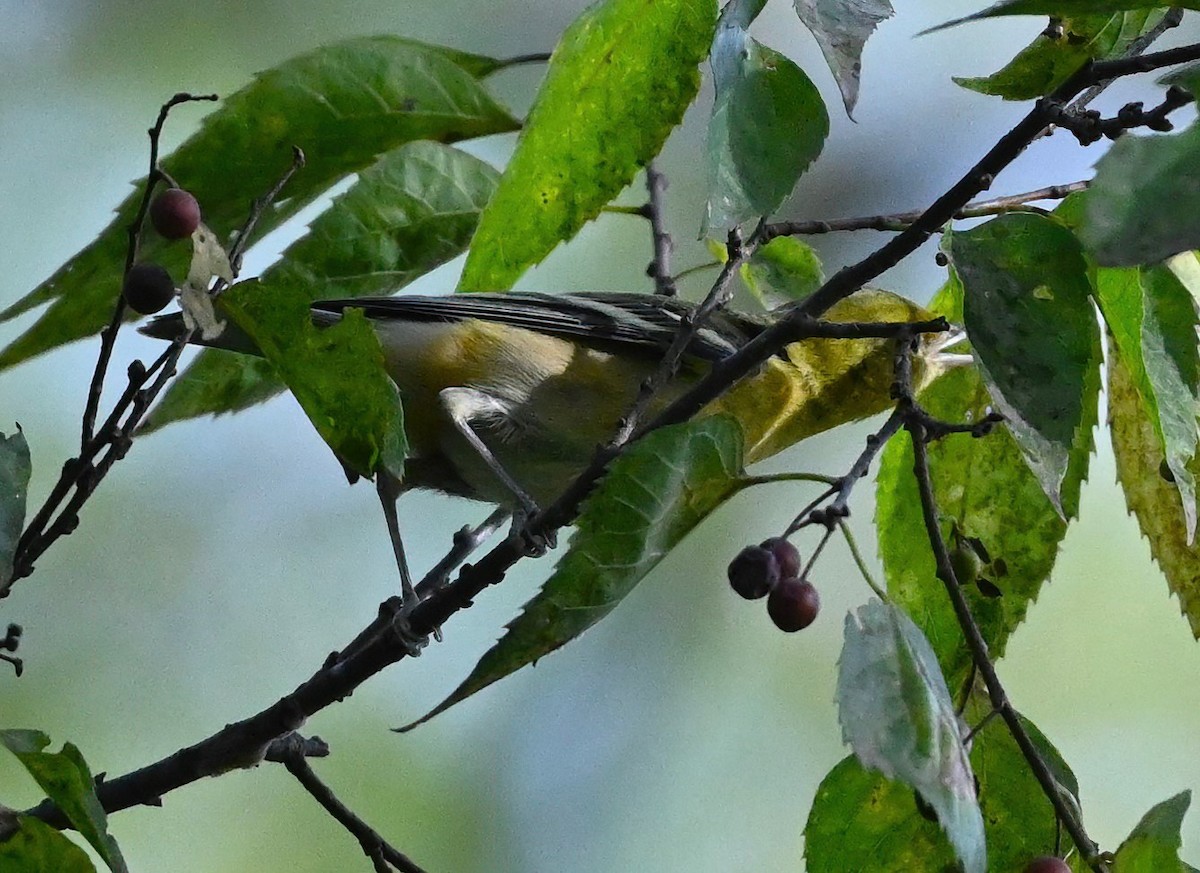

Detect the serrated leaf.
[
  {"left": 1079, "top": 118, "right": 1200, "bottom": 267},
  {"left": 954, "top": 12, "right": 1164, "bottom": 101},
  {"left": 793, "top": 0, "right": 894, "bottom": 117},
  {"left": 458, "top": 0, "right": 716, "bottom": 291},
  {"left": 1109, "top": 340, "right": 1200, "bottom": 638},
  {"left": 143, "top": 142, "right": 498, "bottom": 433},
  {"left": 0, "top": 730, "right": 126, "bottom": 873},
  {"left": 928, "top": 1, "right": 1199, "bottom": 34},
  {"left": 805, "top": 756, "right": 959, "bottom": 872},
  {"left": 703, "top": 13, "right": 829, "bottom": 234},
  {"left": 739, "top": 235, "right": 824, "bottom": 306},
  {"left": 948, "top": 213, "right": 1101, "bottom": 512},
  {"left": 806, "top": 703, "right": 1085, "bottom": 873},
  {"left": 218, "top": 278, "right": 406, "bottom": 479},
  {"left": 399, "top": 416, "right": 745, "bottom": 730},
  {"left": 1095, "top": 259, "right": 1200, "bottom": 541},
  {"left": 1112, "top": 791, "right": 1193, "bottom": 872},
  {"left": 0, "top": 428, "right": 31, "bottom": 589},
  {"left": 875, "top": 365, "right": 1082, "bottom": 692},
  {"left": 0, "top": 36, "right": 518, "bottom": 369},
  {"left": 0, "top": 816, "right": 96, "bottom": 873},
  {"left": 837, "top": 599, "right": 985, "bottom": 873}
]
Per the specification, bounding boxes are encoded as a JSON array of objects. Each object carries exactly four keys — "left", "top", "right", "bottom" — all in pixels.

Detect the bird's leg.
[
  {"left": 439, "top": 387, "right": 557, "bottom": 554},
  {"left": 375, "top": 469, "right": 416, "bottom": 608}
]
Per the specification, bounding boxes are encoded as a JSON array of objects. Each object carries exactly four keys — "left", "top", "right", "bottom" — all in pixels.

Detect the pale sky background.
[{"left": 1, "top": 2, "right": 1199, "bottom": 871}]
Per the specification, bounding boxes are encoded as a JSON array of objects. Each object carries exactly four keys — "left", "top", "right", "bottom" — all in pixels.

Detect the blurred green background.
[{"left": 1, "top": 1, "right": 1199, "bottom": 870}]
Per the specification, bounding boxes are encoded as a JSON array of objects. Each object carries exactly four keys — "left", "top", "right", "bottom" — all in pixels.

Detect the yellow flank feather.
[{"left": 706, "top": 290, "right": 933, "bottom": 464}]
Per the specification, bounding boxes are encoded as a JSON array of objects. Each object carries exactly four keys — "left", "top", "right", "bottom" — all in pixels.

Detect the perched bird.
[{"left": 144, "top": 289, "right": 942, "bottom": 514}]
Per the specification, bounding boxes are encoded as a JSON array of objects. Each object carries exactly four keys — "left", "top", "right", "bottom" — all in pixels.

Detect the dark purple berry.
[
  {"left": 150, "top": 187, "right": 201, "bottom": 239},
  {"left": 760, "top": 537, "right": 802, "bottom": 579},
  {"left": 1022, "top": 857, "right": 1070, "bottom": 873},
  {"left": 767, "top": 577, "right": 820, "bottom": 632},
  {"left": 727, "top": 545, "right": 779, "bottom": 600},
  {"left": 122, "top": 263, "right": 175, "bottom": 315}
]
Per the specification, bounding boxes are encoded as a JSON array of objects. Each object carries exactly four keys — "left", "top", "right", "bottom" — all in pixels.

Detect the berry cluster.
[
  {"left": 122, "top": 187, "right": 202, "bottom": 315},
  {"left": 727, "top": 537, "right": 819, "bottom": 632}
]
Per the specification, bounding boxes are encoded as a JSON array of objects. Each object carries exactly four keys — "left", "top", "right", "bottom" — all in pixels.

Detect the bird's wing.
[{"left": 311, "top": 292, "right": 765, "bottom": 363}]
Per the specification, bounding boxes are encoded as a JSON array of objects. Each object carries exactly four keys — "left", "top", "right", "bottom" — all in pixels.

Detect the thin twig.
[
  {"left": 26, "top": 36, "right": 1200, "bottom": 828},
  {"left": 225, "top": 146, "right": 306, "bottom": 281},
  {"left": 766, "top": 181, "right": 1090, "bottom": 238},
  {"left": 838, "top": 520, "right": 888, "bottom": 601},
  {"left": 908, "top": 427, "right": 1106, "bottom": 870},
  {"left": 643, "top": 162, "right": 677, "bottom": 296},
  {"left": 274, "top": 735, "right": 426, "bottom": 873},
  {"left": 7, "top": 136, "right": 302, "bottom": 593},
  {"left": 492, "top": 52, "right": 552, "bottom": 71},
  {"left": 80, "top": 92, "right": 218, "bottom": 449}
]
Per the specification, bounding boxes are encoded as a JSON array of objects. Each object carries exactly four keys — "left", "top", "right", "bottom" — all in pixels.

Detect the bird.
[
  {"left": 145, "top": 288, "right": 941, "bottom": 509},
  {"left": 143, "top": 288, "right": 945, "bottom": 599}
]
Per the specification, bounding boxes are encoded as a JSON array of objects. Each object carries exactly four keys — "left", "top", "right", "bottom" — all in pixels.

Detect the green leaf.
[
  {"left": 875, "top": 365, "right": 1080, "bottom": 692},
  {"left": 948, "top": 213, "right": 1101, "bottom": 512},
  {"left": 836, "top": 599, "right": 985, "bottom": 873},
  {"left": 738, "top": 236, "right": 824, "bottom": 306},
  {"left": 0, "top": 816, "right": 96, "bottom": 873},
  {"left": 806, "top": 704, "right": 1085, "bottom": 873},
  {"left": 792, "top": 0, "right": 894, "bottom": 116},
  {"left": 954, "top": 12, "right": 1164, "bottom": 100},
  {"left": 805, "top": 756, "right": 959, "bottom": 872},
  {"left": 1079, "top": 117, "right": 1200, "bottom": 267},
  {"left": 964, "top": 700, "right": 1086, "bottom": 872},
  {"left": 458, "top": 0, "right": 716, "bottom": 291},
  {"left": 1094, "top": 257, "right": 1200, "bottom": 541},
  {"left": 400, "top": 416, "right": 745, "bottom": 730},
  {"left": 0, "top": 428, "right": 31, "bottom": 589},
  {"left": 1112, "top": 791, "right": 1193, "bottom": 872},
  {"left": 702, "top": 10, "right": 829, "bottom": 234},
  {"left": 218, "top": 279, "right": 406, "bottom": 479},
  {"left": 928, "top": 1, "right": 1197, "bottom": 33},
  {"left": 1109, "top": 340, "right": 1200, "bottom": 638},
  {"left": 142, "top": 141, "right": 498, "bottom": 433},
  {"left": 0, "top": 35, "right": 518, "bottom": 369},
  {"left": 0, "top": 730, "right": 126, "bottom": 873}
]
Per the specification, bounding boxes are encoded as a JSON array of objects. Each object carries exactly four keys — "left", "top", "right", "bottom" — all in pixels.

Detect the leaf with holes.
[{"left": 875, "top": 363, "right": 1086, "bottom": 693}]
